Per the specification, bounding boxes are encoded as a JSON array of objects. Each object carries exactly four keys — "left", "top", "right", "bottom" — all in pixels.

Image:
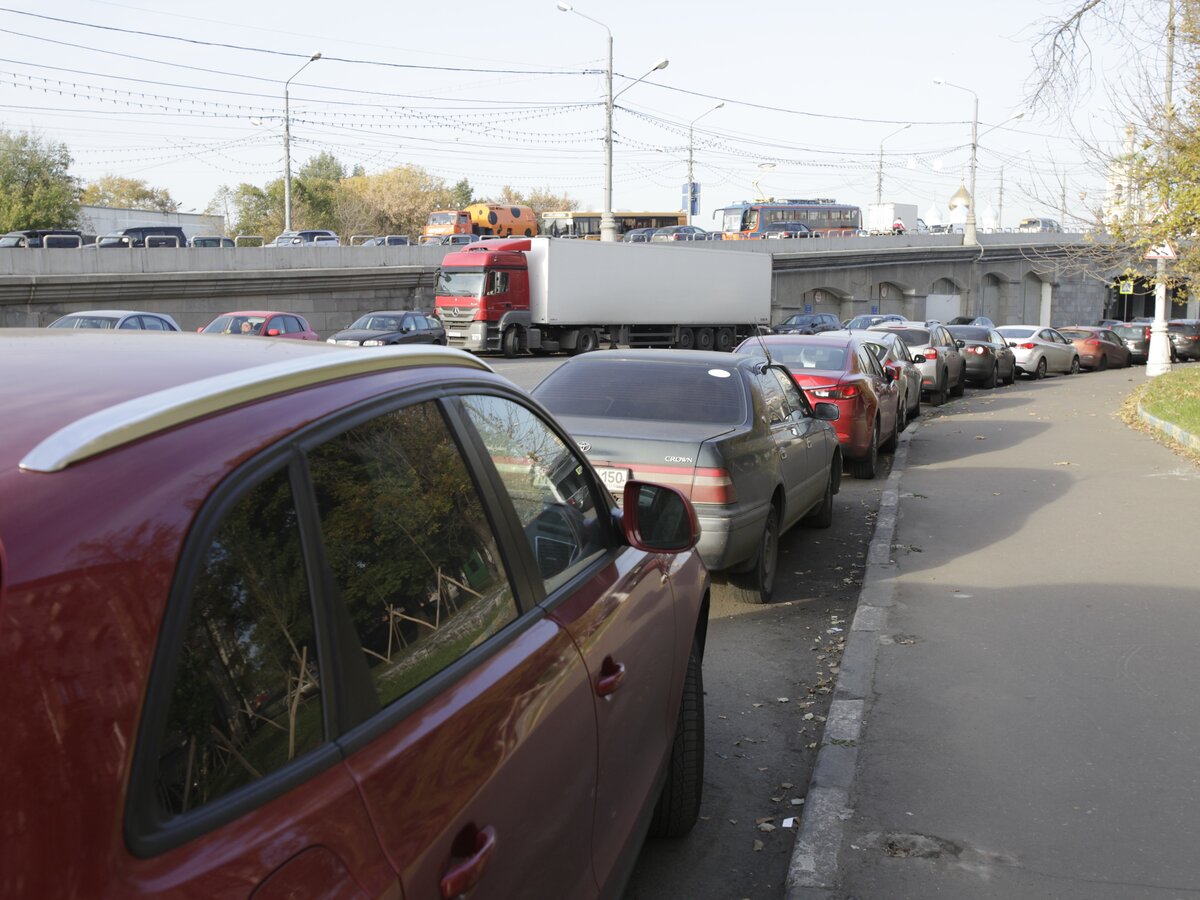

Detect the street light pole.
[
  {"left": 687, "top": 102, "right": 723, "bottom": 226},
  {"left": 557, "top": 3, "right": 666, "bottom": 241},
  {"left": 875, "top": 123, "right": 911, "bottom": 206},
  {"left": 283, "top": 52, "right": 321, "bottom": 233}
]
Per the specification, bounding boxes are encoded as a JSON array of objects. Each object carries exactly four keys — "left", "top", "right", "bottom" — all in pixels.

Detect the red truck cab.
[{"left": 435, "top": 239, "right": 532, "bottom": 356}]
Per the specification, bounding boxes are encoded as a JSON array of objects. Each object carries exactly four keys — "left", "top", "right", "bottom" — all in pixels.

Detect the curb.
[
  {"left": 1137, "top": 402, "right": 1200, "bottom": 453},
  {"left": 784, "top": 427, "right": 912, "bottom": 900}
]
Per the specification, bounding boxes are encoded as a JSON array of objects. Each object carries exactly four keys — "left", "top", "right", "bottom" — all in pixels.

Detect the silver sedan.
[{"left": 996, "top": 325, "right": 1081, "bottom": 379}]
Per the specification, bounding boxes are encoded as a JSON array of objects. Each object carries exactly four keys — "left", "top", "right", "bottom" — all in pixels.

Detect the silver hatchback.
[{"left": 867, "top": 322, "right": 967, "bottom": 406}]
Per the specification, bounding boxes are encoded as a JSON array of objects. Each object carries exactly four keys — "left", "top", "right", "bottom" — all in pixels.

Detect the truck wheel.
[
  {"left": 696, "top": 328, "right": 715, "bottom": 351},
  {"left": 716, "top": 327, "right": 735, "bottom": 352},
  {"left": 574, "top": 329, "right": 599, "bottom": 354},
  {"left": 502, "top": 327, "right": 520, "bottom": 358},
  {"left": 675, "top": 328, "right": 695, "bottom": 350}
]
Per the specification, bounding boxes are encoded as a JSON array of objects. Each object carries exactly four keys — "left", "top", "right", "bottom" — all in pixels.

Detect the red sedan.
[
  {"left": 736, "top": 333, "right": 900, "bottom": 479},
  {"left": 199, "top": 309, "right": 320, "bottom": 340}
]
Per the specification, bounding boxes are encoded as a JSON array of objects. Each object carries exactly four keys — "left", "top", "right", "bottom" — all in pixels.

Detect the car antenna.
[{"left": 753, "top": 324, "right": 775, "bottom": 365}]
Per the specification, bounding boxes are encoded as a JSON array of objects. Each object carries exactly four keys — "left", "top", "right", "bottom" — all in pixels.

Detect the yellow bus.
[{"left": 540, "top": 210, "right": 686, "bottom": 240}]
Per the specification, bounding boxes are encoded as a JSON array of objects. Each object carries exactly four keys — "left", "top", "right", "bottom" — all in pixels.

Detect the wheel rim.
[
  {"left": 1036, "top": 359, "right": 1046, "bottom": 379},
  {"left": 677, "top": 328, "right": 694, "bottom": 349}
]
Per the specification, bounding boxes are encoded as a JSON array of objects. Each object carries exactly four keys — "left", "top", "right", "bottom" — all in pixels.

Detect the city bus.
[
  {"left": 715, "top": 199, "right": 862, "bottom": 239},
  {"left": 540, "top": 210, "right": 686, "bottom": 239}
]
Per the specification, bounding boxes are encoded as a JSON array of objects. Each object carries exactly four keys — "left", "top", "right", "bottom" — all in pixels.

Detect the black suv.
[
  {"left": 0, "top": 228, "right": 87, "bottom": 248},
  {"left": 97, "top": 226, "right": 188, "bottom": 248}
]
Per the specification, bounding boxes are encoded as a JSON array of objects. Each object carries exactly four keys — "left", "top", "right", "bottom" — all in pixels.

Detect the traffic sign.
[
  {"left": 1119, "top": 281, "right": 1134, "bottom": 295},
  {"left": 1145, "top": 242, "right": 1176, "bottom": 260}
]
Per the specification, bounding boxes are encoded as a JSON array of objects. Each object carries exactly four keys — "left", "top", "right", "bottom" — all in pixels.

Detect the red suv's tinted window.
[
  {"left": 309, "top": 401, "right": 519, "bottom": 707},
  {"left": 156, "top": 466, "right": 324, "bottom": 816}
]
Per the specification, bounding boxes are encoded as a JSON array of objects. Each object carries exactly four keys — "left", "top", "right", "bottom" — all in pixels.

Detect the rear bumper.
[{"left": 695, "top": 502, "right": 768, "bottom": 573}]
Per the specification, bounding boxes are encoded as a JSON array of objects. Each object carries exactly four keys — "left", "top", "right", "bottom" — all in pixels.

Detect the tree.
[
  {"left": 1023, "top": 1, "right": 1197, "bottom": 293},
  {"left": 0, "top": 129, "right": 79, "bottom": 231},
  {"left": 81, "top": 175, "right": 179, "bottom": 213},
  {"left": 484, "top": 185, "right": 578, "bottom": 221},
  {"left": 294, "top": 152, "right": 345, "bottom": 229},
  {"left": 343, "top": 165, "right": 459, "bottom": 238},
  {"left": 450, "top": 178, "right": 475, "bottom": 209}
]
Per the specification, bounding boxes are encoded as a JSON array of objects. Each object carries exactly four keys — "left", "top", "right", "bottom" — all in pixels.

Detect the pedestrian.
[{"left": 892, "top": 217, "right": 906, "bottom": 235}]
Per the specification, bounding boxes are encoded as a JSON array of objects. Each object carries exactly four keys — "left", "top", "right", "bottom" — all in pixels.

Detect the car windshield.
[
  {"left": 783, "top": 315, "right": 820, "bottom": 326},
  {"left": 536, "top": 359, "right": 746, "bottom": 425},
  {"left": 50, "top": 315, "right": 118, "bottom": 329},
  {"left": 1168, "top": 322, "right": 1199, "bottom": 334},
  {"left": 1112, "top": 324, "right": 1145, "bottom": 338},
  {"left": 0, "top": 234, "right": 24, "bottom": 247},
  {"left": 350, "top": 314, "right": 403, "bottom": 331},
  {"left": 437, "top": 270, "right": 485, "bottom": 298},
  {"left": 203, "top": 315, "right": 266, "bottom": 334},
  {"left": 427, "top": 212, "right": 457, "bottom": 225},
  {"left": 998, "top": 327, "right": 1036, "bottom": 339}
]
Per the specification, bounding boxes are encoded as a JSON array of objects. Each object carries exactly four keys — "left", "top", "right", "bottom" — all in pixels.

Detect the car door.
[
  {"left": 935, "top": 325, "right": 966, "bottom": 386},
  {"left": 455, "top": 392, "right": 682, "bottom": 893},
  {"left": 752, "top": 366, "right": 812, "bottom": 526},
  {"left": 308, "top": 395, "right": 601, "bottom": 900},
  {"left": 1042, "top": 329, "right": 1072, "bottom": 371},
  {"left": 988, "top": 329, "right": 1015, "bottom": 377},
  {"left": 859, "top": 345, "right": 898, "bottom": 441}
]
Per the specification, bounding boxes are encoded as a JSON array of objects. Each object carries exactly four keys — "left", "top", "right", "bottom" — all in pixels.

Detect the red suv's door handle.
[
  {"left": 440, "top": 825, "right": 497, "bottom": 899},
  {"left": 596, "top": 658, "right": 626, "bottom": 697}
]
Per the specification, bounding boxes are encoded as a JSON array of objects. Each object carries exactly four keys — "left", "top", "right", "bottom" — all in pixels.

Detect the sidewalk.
[{"left": 787, "top": 369, "right": 1200, "bottom": 899}]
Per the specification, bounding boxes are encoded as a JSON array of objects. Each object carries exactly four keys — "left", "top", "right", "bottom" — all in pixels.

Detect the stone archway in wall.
[
  {"left": 798, "top": 287, "right": 850, "bottom": 322},
  {"left": 870, "top": 279, "right": 917, "bottom": 318},
  {"left": 924, "top": 277, "right": 964, "bottom": 323},
  {"left": 978, "top": 272, "right": 1011, "bottom": 323},
  {"left": 1020, "top": 271, "right": 1048, "bottom": 324}
]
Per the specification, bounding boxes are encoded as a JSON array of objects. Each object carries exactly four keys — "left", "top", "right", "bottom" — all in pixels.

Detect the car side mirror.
[
  {"left": 912, "top": 354, "right": 926, "bottom": 363},
  {"left": 617, "top": 481, "right": 700, "bottom": 553},
  {"left": 884, "top": 368, "right": 897, "bottom": 382},
  {"left": 266, "top": 328, "right": 280, "bottom": 336},
  {"left": 813, "top": 401, "right": 840, "bottom": 421},
  {"left": 196, "top": 327, "right": 204, "bottom": 333},
  {"left": 1007, "top": 341, "right": 1018, "bottom": 347}
]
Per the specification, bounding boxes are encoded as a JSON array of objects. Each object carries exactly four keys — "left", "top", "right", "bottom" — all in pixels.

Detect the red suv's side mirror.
[{"left": 617, "top": 481, "right": 700, "bottom": 553}]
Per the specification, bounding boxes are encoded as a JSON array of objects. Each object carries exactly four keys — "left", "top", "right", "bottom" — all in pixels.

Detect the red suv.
[{"left": 1, "top": 330, "right": 709, "bottom": 898}]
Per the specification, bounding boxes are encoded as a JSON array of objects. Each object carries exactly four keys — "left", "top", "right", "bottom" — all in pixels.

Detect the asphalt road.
[{"left": 491, "top": 354, "right": 892, "bottom": 899}]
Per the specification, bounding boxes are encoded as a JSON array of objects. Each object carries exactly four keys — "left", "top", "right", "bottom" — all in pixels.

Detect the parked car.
[
  {"left": 946, "top": 325, "right": 1018, "bottom": 387},
  {"left": 622, "top": 227, "right": 658, "bottom": 243},
  {"left": 1111, "top": 322, "right": 1152, "bottom": 364},
  {"left": 1097, "top": 318, "right": 1125, "bottom": 327},
  {"left": 532, "top": 349, "right": 841, "bottom": 603},
  {"left": 1167, "top": 319, "right": 1200, "bottom": 361},
  {"left": 996, "top": 325, "right": 1082, "bottom": 378},
  {"left": 48, "top": 309, "right": 181, "bottom": 331},
  {"left": 650, "top": 225, "right": 709, "bottom": 242},
  {"left": 1017, "top": 217, "right": 1063, "bottom": 233},
  {"left": 326, "top": 310, "right": 447, "bottom": 346},
  {"left": 735, "top": 333, "right": 900, "bottom": 479},
  {"left": 772, "top": 313, "right": 840, "bottom": 335},
  {"left": 361, "top": 235, "right": 411, "bottom": 246},
  {"left": 947, "top": 315, "right": 996, "bottom": 327},
  {"left": 190, "top": 235, "right": 236, "bottom": 248},
  {"left": 0, "top": 330, "right": 709, "bottom": 898},
  {"left": 758, "top": 222, "right": 815, "bottom": 239},
  {"left": 868, "top": 321, "right": 968, "bottom": 406},
  {"left": 855, "top": 329, "right": 923, "bottom": 430},
  {"left": 1057, "top": 326, "right": 1133, "bottom": 370},
  {"left": 844, "top": 314, "right": 905, "bottom": 331},
  {"left": 199, "top": 310, "right": 320, "bottom": 340},
  {"left": 0, "top": 228, "right": 87, "bottom": 248},
  {"left": 269, "top": 229, "right": 339, "bottom": 247},
  {"left": 97, "top": 226, "right": 188, "bottom": 248}
]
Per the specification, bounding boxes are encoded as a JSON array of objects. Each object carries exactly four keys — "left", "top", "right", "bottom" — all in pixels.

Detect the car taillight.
[
  {"left": 810, "top": 384, "right": 860, "bottom": 400},
  {"left": 1019, "top": 342, "right": 1038, "bottom": 350},
  {"left": 923, "top": 346, "right": 938, "bottom": 359},
  {"left": 1144, "top": 328, "right": 1151, "bottom": 340},
  {"left": 1085, "top": 338, "right": 1101, "bottom": 345},
  {"left": 690, "top": 467, "right": 735, "bottom": 504},
  {"left": 968, "top": 345, "right": 988, "bottom": 355}
]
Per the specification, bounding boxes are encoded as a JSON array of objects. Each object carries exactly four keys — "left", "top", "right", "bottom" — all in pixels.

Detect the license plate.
[
  {"left": 447, "top": 330, "right": 463, "bottom": 337},
  {"left": 595, "top": 467, "right": 631, "bottom": 492}
]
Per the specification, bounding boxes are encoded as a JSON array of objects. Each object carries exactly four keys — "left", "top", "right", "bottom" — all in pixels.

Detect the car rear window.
[
  {"left": 998, "top": 327, "right": 1036, "bottom": 339},
  {"left": 947, "top": 326, "right": 991, "bottom": 341},
  {"left": 760, "top": 345, "right": 847, "bottom": 370},
  {"left": 537, "top": 359, "right": 746, "bottom": 425},
  {"left": 1057, "top": 329, "right": 1093, "bottom": 339},
  {"left": 880, "top": 328, "right": 931, "bottom": 346},
  {"left": 1168, "top": 322, "right": 1200, "bottom": 335},
  {"left": 1112, "top": 325, "right": 1146, "bottom": 338}
]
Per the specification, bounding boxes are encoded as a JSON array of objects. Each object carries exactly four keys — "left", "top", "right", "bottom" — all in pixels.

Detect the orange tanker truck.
[{"left": 423, "top": 203, "right": 539, "bottom": 240}]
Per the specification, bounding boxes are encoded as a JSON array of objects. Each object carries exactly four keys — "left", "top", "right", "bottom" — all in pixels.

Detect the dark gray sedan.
[
  {"left": 326, "top": 310, "right": 447, "bottom": 347},
  {"left": 532, "top": 350, "right": 842, "bottom": 604},
  {"left": 946, "top": 325, "right": 1018, "bottom": 388}
]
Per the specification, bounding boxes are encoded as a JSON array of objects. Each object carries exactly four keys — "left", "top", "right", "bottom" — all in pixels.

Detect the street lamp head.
[
  {"left": 932, "top": 78, "right": 945, "bottom": 85},
  {"left": 556, "top": 2, "right": 572, "bottom": 10},
  {"left": 652, "top": 58, "right": 669, "bottom": 71},
  {"left": 309, "top": 52, "right": 322, "bottom": 62}
]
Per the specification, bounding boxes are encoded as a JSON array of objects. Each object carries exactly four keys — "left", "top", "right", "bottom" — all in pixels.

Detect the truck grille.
[{"left": 439, "top": 306, "right": 476, "bottom": 327}]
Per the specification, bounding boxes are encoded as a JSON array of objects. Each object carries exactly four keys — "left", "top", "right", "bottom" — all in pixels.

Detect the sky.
[{"left": 0, "top": 0, "right": 1145, "bottom": 231}]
